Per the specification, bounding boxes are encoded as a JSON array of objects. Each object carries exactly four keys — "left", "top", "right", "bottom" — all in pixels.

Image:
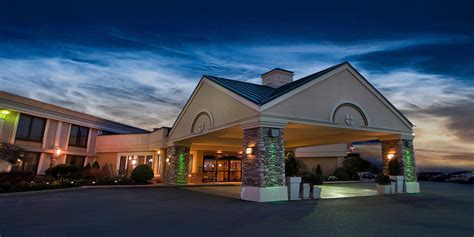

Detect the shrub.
[
  {"left": 101, "top": 163, "right": 113, "bottom": 178},
  {"left": 45, "top": 164, "right": 79, "bottom": 177},
  {"left": 375, "top": 175, "right": 391, "bottom": 185},
  {"left": 131, "top": 165, "right": 154, "bottom": 184},
  {"left": 91, "top": 161, "right": 100, "bottom": 170},
  {"left": 0, "top": 142, "right": 26, "bottom": 164},
  {"left": 84, "top": 163, "right": 91, "bottom": 171},
  {"left": 315, "top": 164, "right": 323, "bottom": 175},
  {"left": 0, "top": 171, "right": 36, "bottom": 183},
  {"left": 285, "top": 152, "right": 299, "bottom": 177},
  {"left": 388, "top": 158, "right": 402, "bottom": 176},
  {"left": 333, "top": 167, "right": 350, "bottom": 181}
]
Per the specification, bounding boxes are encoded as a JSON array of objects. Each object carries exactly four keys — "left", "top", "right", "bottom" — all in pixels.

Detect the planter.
[
  {"left": 405, "top": 182, "right": 420, "bottom": 193},
  {"left": 390, "top": 181, "right": 397, "bottom": 194},
  {"left": 286, "top": 177, "right": 301, "bottom": 200},
  {"left": 300, "top": 183, "right": 310, "bottom": 199},
  {"left": 390, "top": 175, "right": 405, "bottom": 193},
  {"left": 311, "top": 186, "right": 321, "bottom": 199},
  {"left": 376, "top": 184, "right": 391, "bottom": 195}
]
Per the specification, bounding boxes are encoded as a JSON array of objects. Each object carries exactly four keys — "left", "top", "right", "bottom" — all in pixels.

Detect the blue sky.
[{"left": 0, "top": 0, "right": 473, "bottom": 169}]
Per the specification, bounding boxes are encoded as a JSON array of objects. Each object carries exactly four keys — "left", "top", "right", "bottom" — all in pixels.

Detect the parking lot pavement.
[{"left": 0, "top": 181, "right": 473, "bottom": 237}]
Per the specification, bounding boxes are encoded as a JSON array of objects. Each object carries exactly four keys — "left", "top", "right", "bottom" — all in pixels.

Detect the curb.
[{"left": 0, "top": 187, "right": 83, "bottom": 198}]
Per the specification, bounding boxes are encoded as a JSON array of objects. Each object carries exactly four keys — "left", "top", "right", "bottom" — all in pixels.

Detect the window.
[
  {"left": 65, "top": 155, "right": 86, "bottom": 168},
  {"left": 15, "top": 114, "right": 46, "bottom": 142},
  {"left": 11, "top": 152, "right": 41, "bottom": 173},
  {"left": 68, "top": 124, "right": 89, "bottom": 147}
]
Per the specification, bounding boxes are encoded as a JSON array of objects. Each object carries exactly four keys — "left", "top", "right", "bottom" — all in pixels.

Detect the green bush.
[
  {"left": 131, "top": 165, "right": 154, "bottom": 184},
  {"left": 315, "top": 164, "right": 323, "bottom": 175},
  {"left": 388, "top": 158, "right": 402, "bottom": 176},
  {"left": 84, "top": 163, "right": 91, "bottom": 171},
  {"left": 91, "top": 161, "right": 100, "bottom": 170},
  {"left": 285, "top": 152, "right": 299, "bottom": 177},
  {"left": 333, "top": 167, "right": 350, "bottom": 181},
  {"left": 45, "top": 164, "right": 79, "bottom": 177},
  {"left": 375, "top": 175, "right": 391, "bottom": 185}
]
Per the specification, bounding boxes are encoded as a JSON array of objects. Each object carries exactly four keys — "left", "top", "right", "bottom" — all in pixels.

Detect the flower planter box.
[
  {"left": 312, "top": 186, "right": 321, "bottom": 199},
  {"left": 376, "top": 184, "right": 391, "bottom": 195},
  {"left": 390, "top": 175, "right": 405, "bottom": 193},
  {"left": 286, "top": 177, "right": 301, "bottom": 200},
  {"left": 300, "top": 183, "right": 310, "bottom": 199},
  {"left": 405, "top": 182, "right": 420, "bottom": 193}
]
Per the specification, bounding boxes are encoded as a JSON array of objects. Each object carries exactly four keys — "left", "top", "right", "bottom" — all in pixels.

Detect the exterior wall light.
[
  {"left": 165, "top": 158, "right": 170, "bottom": 163},
  {"left": 128, "top": 156, "right": 132, "bottom": 160},
  {"left": 54, "top": 147, "right": 62, "bottom": 156},
  {"left": 387, "top": 153, "right": 395, "bottom": 160},
  {"left": 1, "top": 110, "right": 10, "bottom": 115},
  {"left": 156, "top": 150, "right": 161, "bottom": 155},
  {"left": 131, "top": 159, "right": 137, "bottom": 165},
  {"left": 245, "top": 147, "right": 254, "bottom": 155}
]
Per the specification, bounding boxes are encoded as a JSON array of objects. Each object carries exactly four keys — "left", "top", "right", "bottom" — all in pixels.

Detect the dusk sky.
[{"left": 0, "top": 0, "right": 472, "bottom": 170}]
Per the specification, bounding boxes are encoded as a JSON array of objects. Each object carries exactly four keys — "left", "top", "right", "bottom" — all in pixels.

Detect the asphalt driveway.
[{"left": 0, "top": 182, "right": 472, "bottom": 237}]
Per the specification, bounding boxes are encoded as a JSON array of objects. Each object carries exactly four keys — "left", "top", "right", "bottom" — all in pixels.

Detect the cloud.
[{"left": 0, "top": 36, "right": 472, "bottom": 170}]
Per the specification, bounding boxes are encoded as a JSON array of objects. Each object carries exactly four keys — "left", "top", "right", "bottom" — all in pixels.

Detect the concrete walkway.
[{"left": 185, "top": 182, "right": 378, "bottom": 200}]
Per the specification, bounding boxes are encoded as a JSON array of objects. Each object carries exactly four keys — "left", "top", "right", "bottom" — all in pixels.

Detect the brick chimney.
[{"left": 261, "top": 68, "right": 294, "bottom": 88}]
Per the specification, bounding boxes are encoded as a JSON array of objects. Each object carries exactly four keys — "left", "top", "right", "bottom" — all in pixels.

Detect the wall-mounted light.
[
  {"left": 245, "top": 147, "right": 254, "bottom": 155},
  {"left": 131, "top": 159, "right": 137, "bottom": 165},
  {"left": 165, "top": 158, "right": 170, "bottom": 163},
  {"left": 128, "top": 156, "right": 132, "bottom": 160},
  {"left": 156, "top": 150, "right": 161, "bottom": 155},
  {"left": 218, "top": 163, "right": 222, "bottom": 167},
  {"left": 54, "top": 146, "right": 62, "bottom": 156},
  {"left": 148, "top": 159, "right": 153, "bottom": 163},
  {"left": 216, "top": 150, "right": 222, "bottom": 154},
  {"left": 387, "top": 153, "right": 395, "bottom": 160},
  {"left": 1, "top": 110, "right": 10, "bottom": 115}
]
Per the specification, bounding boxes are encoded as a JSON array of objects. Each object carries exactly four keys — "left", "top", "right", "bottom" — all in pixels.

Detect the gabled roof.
[
  {"left": 205, "top": 62, "right": 346, "bottom": 106},
  {"left": 205, "top": 61, "right": 413, "bottom": 127}
]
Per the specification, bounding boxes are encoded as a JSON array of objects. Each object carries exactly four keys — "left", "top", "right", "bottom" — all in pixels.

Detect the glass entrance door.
[{"left": 202, "top": 155, "right": 242, "bottom": 182}]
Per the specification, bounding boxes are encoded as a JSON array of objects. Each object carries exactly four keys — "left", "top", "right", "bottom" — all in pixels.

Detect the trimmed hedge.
[
  {"left": 45, "top": 164, "right": 79, "bottom": 177},
  {"left": 131, "top": 165, "right": 154, "bottom": 184}
]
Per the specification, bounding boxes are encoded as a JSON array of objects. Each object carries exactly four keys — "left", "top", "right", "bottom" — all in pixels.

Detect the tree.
[
  {"left": 91, "top": 161, "right": 100, "bottom": 170},
  {"left": 285, "top": 152, "right": 299, "bottom": 177},
  {"left": 388, "top": 158, "right": 402, "bottom": 176},
  {"left": 315, "top": 164, "right": 323, "bottom": 175},
  {"left": 0, "top": 142, "right": 26, "bottom": 164}
]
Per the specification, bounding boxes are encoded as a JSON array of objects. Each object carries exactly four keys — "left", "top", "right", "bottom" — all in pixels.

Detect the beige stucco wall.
[
  {"left": 263, "top": 69, "right": 411, "bottom": 132},
  {"left": 168, "top": 81, "right": 258, "bottom": 141},
  {"left": 96, "top": 152, "right": 118, "bottom": 175}
]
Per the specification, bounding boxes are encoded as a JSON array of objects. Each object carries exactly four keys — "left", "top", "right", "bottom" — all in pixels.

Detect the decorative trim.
[{"left": 329, "top": 101, "right": 369, "bottom": 126}]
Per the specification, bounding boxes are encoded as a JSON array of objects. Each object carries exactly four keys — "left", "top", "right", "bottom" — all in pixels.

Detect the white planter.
[
  {"left": 390, "top": 175, "right": 405, "bottom": 193},
  {"left": 376, "top": 184, "right": 391, "bottom": 195},
  {"left": 300, "top": 183, "right": 310, "bottom": 199},
  {"left": 405, "top": 182, "right": 420, "bottom": 193},
  {"left": 312, "top": 186, "right": 321, "bottom": 199},
  {"left": 286, "top": 177, "right": 301, "bottom": 200},
  {"left": 390, "top": 181, "right": 397, "bottom": 194}
]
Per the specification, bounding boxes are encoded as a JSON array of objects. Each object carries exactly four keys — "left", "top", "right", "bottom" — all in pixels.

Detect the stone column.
[
  {"left": 241, "top": 126, "right": 288, "bottom": 202},
  {"left": 164, "top": 146, "right": 190, "bottom": 185},
  {"left": 381, "top": 138, "right": 419, "bottom": 193},
  {"left": 381, "top": 139, "right": 417, "bottom": 181}
]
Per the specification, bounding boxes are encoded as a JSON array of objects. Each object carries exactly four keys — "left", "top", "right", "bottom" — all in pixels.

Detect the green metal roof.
[{"left": 205, "top": 62, "right": 346, "bottom": 106}]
